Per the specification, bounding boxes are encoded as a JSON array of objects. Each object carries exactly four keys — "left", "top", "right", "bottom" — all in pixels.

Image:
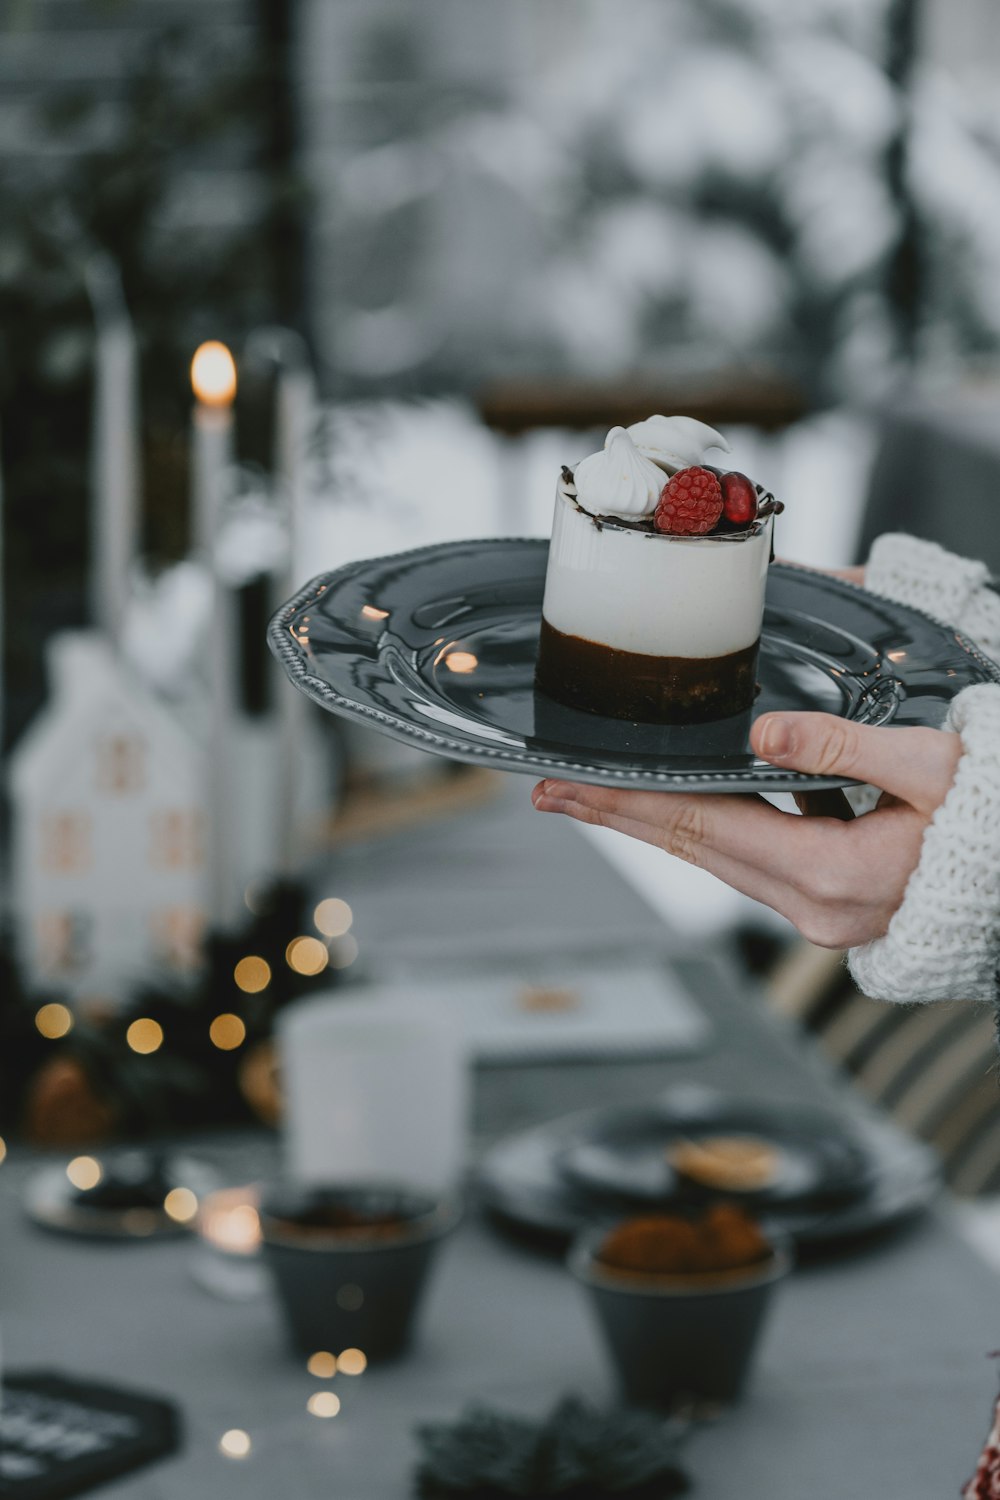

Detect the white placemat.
[{"left": 358, "top": 956, "right": 710, "bottom": 1062}]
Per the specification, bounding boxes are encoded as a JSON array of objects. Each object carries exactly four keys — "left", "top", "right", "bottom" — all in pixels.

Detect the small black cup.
[
  {"left": 260, "top": 1183, "right": 459, "bottom": 1362},
  {"left": 569, "top": 1226, "right": 790, "bottom": 1408}
]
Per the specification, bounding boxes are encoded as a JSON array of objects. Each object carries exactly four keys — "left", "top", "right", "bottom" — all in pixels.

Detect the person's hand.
[
  {"left": 531, "top": 712, "right": 961, "bottom": 949},
  {"left": 778, "top": 558, "right": 866, "bottom": 587},
  {"left": 826, "top": 564, "right": 865, "bottom": 586}
]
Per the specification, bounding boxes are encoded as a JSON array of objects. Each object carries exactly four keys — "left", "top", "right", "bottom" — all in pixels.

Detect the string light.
[
  {"left": 307, "top": 1351, "right": 337, "bottom": 1379},
  {"left": 35, "top": 1002, "right": 73, "bottom": 1039},
  {"left": 209, "top": 1013, "right": 247, "bottom": 1051},
  {"left": 219, "top": 1429, "right": 252, "bottom": 1459},
  {"left": 313, "top": 899, "right": 353, "bottom": 938},
  {"left": 328, "top": 934, "right": 360, "bottom": 970},
  {"left": 285, "top": 936, "right": 328, "bottom": 976},
  {"left": 307, "top": 1392, "right": 340, "bottom": 1419},
  {"left": 444, "top": 651, "right": 478, "bottom": 674},
  {"left": 234, "top": 956, "right": 271, "bottom": 994},
  {"left": 66, "top": 1156, "right": 102, "bottom": 1191},
  {"left": 0, "top": 1137, "right": 6, "bottom": 1166},
  {"left": 163, "top": 1187, "right": 199, "bottom": 1224},
  {"left": 126, "top": 1018, "right": 163, "bottom": 1054},
  {"left": 337, "top": 1348, "right": 367, "bottom": 1376}
]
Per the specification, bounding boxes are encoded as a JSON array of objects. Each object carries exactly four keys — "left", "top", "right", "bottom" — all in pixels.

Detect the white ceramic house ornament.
[{"left": 9, "top": 631, "right": 208, "bottom": 1004}]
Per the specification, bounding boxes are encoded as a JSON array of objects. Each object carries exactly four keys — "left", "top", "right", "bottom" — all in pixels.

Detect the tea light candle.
[
  {"left": 198, "top": 1189, "right": 262, "bottom": 1257},
  {"left": 192, "top": 1186, "right": 266, "bottom": 1301}
]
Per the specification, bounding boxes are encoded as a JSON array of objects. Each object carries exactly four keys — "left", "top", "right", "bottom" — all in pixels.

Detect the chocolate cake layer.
[{"left": 535, "top": 618, "right": 759, "bottom": 725}]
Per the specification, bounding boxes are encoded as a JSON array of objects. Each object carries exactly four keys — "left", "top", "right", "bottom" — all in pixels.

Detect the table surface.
[{"left": 2, "top": 775, "right": 998, "bottom": 1500}]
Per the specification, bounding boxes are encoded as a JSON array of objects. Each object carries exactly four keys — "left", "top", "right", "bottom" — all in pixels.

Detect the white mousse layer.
[{"left": 541, "top": 487, "right": 772, "bottom": 659}]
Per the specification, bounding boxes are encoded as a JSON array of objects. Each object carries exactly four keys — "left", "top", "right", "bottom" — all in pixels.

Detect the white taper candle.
[{"left": 190, "top": 341, "right": 241, "bottom": 932}]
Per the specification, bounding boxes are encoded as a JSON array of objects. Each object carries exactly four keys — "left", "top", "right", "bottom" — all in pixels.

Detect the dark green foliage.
[
  {"left": 414, "top": 1396, "right": 689, "bottom": 1498},
  {"left": 0, "top": 19, "right": 302, "bottom": 745}
]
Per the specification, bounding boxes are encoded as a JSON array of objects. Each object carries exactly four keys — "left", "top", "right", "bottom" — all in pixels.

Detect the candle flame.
[{"left": 191, "top": 341, "right": 237, "bottom": 407}]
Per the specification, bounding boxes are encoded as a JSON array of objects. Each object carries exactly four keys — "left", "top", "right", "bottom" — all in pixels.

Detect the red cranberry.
[{"left": 720, "top": 471, "right": 758, "bottom": 526}]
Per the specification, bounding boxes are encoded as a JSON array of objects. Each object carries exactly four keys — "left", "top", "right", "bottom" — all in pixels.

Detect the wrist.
[
  {"left": 848, "top": 684, "right": 1000, "bottom": 1003},
  {"left": 865, "top": 534, "right": 991, "bottom": 631}
]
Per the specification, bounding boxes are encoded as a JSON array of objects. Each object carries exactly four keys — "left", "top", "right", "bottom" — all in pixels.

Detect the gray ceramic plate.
[
  {"left": 268, "top": 540, "right": 1000, "bottom": 793},
  {"left": 476, "top": 1087, "right": 940, "bottom": 1250}
]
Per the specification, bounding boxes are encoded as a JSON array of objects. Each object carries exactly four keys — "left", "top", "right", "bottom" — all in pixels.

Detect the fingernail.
[{"left": 758, "top": 716, "right": 792, "bottom": 759}]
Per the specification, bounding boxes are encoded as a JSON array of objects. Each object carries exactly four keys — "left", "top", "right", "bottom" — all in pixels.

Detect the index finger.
[{"left": 531, "top": 779, "right": 849, "bottom": 882}]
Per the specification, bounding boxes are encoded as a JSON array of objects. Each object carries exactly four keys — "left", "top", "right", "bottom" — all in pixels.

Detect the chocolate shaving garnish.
[{"left": 568, "top": 465, "right": 781, "bottom": 539}]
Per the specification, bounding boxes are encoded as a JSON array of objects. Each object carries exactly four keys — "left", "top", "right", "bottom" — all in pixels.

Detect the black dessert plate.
[
  {"left": 475, "top": 1089, "right": 940, "bottom": 1250},
  {"left": 268, "top": 540, "right": 1000, "bottom": 793},
  {"left": 556, "top": 1098, "right": 870, "bottom": 1209}
]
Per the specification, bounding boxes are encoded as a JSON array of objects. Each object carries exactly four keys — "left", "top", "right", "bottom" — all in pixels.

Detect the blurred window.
[
  {"left": 96, "top": 734, "right": 146, "bottom": 795},
  {"left": 149, "top": 810, "right": 204, "bottom": 871},
  {"left": 40, "top": 814, "right": 92, "bottom": 874},
  {"left": 150, "top": 906, "right": 205, "bottom": 971},
  {"left": 36, "top": 912, "right": 92, "bottom": 976}
]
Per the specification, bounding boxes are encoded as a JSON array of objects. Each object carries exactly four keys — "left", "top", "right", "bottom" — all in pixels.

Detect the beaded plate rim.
[{"left": 268, "top": 539, "right": 1000, "bottom": 794}]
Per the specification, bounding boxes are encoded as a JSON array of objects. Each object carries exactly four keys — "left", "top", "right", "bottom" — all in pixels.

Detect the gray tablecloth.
[{"left": 2, "top": 778, "right": 998, "bottom": 1499}]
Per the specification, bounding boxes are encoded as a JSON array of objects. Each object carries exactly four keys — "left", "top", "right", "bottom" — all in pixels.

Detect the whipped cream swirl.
[
  {"left": 572, "top": 427, "right": 665, "bottom": 519},
  {"left": 626, "top": 414, "right": 730, "bottom": 474}
]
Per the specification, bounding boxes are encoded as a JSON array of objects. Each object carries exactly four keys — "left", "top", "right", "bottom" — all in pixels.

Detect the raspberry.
[
  {"left": 654, "top": 466, "right": 723, "bottom": 535},
  {"left": 719, "top": 470, "right": 758, "bottom": 526}
]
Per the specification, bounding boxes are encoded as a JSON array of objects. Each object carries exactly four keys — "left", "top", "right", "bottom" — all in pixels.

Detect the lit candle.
[
  {"left": 190, "top": 341, "right": 237, "bottom": 555},
  {"left": 190, "top": 342, "right": 241, "bottom": 931},
  {"left": 88, "top": 259, "right": 140, "bottom": 650},
  {"left": 198, "top": 1188, "right": 262, "bottom": 1257}
]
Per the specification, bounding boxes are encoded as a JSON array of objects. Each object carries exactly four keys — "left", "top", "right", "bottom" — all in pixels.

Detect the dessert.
[
  {"left": 666, "top": 1135, "right": 783, "bottom": 1193},
  {"left": 574, "top": 1204, "right": 788, "bottom": 1408},
  {"left": 596, "top": 1204, "right": 773, "bottom": 1282},
  {"left": 517, "top": 984, "right": 580, "bottom": 1012},
  {"left": 534, "top": 415, "right": 782, "bottom": 724}
]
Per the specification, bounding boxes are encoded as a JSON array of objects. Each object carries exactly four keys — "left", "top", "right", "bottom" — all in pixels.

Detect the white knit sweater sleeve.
[
  {"left": 847, "top": 535, "right": 1000, "bottom": 1001},
  {"left": 865, "top": 532, "right": 1000, "bottom": 663},
  {"left": 851, "top": 687, "right": 1000, "bottom": 1002},
  {"left": 819, "top": 534, "right": 1000, "bottom": 1002},
  {"left": 847, "top": 684, "right": 1000, "bottom": 1002},
  {"left": 851, "top": 534, "right": 1000, "bottom": 1002}
]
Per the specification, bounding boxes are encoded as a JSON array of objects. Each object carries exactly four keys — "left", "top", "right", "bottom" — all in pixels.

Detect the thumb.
[{"left": 751, "top": 711, "right": 961, "bottom": 812}]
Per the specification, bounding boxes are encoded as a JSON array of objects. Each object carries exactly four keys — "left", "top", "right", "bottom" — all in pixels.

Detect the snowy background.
[
  {"left": 6, "top": 0, "right": 1000, "bottom": 944},
  {"left": 300, "top": 0, "right": 1000, "bottom": 403}
]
